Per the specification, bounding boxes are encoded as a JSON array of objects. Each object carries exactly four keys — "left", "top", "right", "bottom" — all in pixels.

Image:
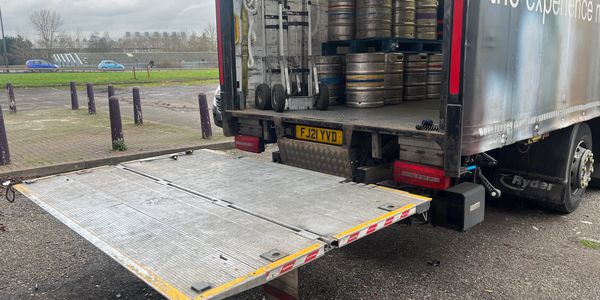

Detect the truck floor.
[{"left": 232, "top": 99, "right": 442, "bottom": 136}]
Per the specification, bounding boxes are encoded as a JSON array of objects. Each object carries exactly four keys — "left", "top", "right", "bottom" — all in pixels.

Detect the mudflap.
[{"left": 491, "top": 125, "right": 576, "bottom": 207}]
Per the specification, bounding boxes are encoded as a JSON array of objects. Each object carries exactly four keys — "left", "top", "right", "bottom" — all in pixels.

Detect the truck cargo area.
[{"left": 16, "top": 150, "right": 430, "bottom": 300}]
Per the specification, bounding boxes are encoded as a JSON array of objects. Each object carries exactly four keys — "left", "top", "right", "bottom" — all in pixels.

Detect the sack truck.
[{"left": 16, "top": 0, "right": 600, "bottom": 299}]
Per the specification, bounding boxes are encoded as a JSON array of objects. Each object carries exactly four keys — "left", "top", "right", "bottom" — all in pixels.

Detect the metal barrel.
[
  {"left": 392, "top": 0, "right": 416, "bottom": 39},
  {"left": 356, "top": 0, "right": 393, "bottom": 39},
  {"left": 403, "top": 53, "right": 429, "bottom": 101},
  {"left": 384, "top": 53, "right": 404, "bottom": 105},
  {"left": 328, "top": 0, "right": 356, "bottom": 41},
  {"left": 416, "top": 0, "right": 438, "bottom": 40},
  {"left": 316, "top": 56, "right": 346, "bottom": 104},
  {"left": 346, "top": 53, "right": 386, "bottom": 108},
  {"left": 427, "top": 53, "right": 443, "bottom": 99}
]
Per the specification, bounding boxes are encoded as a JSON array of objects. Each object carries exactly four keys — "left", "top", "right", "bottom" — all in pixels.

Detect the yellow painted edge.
[
  {"left": 15, "top": 184, "right": 192, "bottom": 300},
  {"left": 129, "top": 264, "right": 192, "bottom": 300},
  {"left": 333, "top": 204, "right": 416, "bottom": 239},
  {"left": 197, "top": 243, "right": 322, "bottom": 299},
  {"left": 14, "top": 184, "right": 31, "bottom": 196},
  {"left": 376, "top": 186, "right": 432, "bottom": 202}
]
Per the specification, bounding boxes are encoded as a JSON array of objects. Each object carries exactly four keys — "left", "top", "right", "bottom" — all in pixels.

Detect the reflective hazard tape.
[
  {"left": 265, "top": 247, "right": 325, "bottom": 281},
  {"left": 198, "top": 244, "right": 325, "bottom": 299},
  {"left": 335, "top": 205, "right": 417, "bottom": 248}
]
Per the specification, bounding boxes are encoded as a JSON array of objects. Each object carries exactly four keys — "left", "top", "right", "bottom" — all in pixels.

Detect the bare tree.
[
  {"left": 73, "top": 28, "right": 86, "bottom": 50},
  {"left": 29, "top": 10, "right": 63, "bottom": 57},
  {"left": 203, "top": 23, "right": 217, "bottom": 52}
]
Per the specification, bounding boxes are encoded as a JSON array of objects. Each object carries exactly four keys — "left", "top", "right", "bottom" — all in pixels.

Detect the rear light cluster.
[
  {"left": 393, "top": 161, "right": 451, "bottom": 190},
  {"left": 235, "top": 135, "right": 265, "bottom": 153}
]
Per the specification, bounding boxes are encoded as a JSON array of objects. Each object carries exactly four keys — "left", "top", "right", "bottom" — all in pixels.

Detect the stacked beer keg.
[
  {"left": 315, "top": 56, "right": 346, "bottom": 104},
  {"left": 392, "top": 0, "right": 416, "bottom": 38},
  {"left": 327, "top": 0, "right": 440, "bottom": 41},
  {"left": 403, "top": 53, "right": 429, "bottom": 101},
  {"left": 328, "top": 0, "right": 356, "bottom": 41},
  {"left": 427, "top": 53, "right": 443, "bottom": 99},
  {"left": 415, "top": 0, "right": 438, "bottom": 40},
  {"left": 356, "top": 0, "right": 393, "bottom": 39},
  {"left": 346, "top": 53, "right": 386, "bottom": 108}
]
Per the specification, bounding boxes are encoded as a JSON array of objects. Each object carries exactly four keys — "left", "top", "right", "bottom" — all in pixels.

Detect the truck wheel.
[
  {"left": 255, "top": 84, "right": 272, "bottom": 110},
  {"left": 315, "top": 83, "right": 329, "bottom": 111},
  {"left": 271, "top": 84, "right": 286, "bottom": 113},
  {"left": 557, "top": 123, "right": 594, "bottom": 213}
]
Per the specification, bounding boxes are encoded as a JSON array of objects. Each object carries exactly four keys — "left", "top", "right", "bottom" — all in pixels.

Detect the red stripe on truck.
[{"left": 449, "top": 0, "right": 464, "bottom": 95}]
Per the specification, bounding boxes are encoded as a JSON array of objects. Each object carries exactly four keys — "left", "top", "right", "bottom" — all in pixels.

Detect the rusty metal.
[
  {"left": 109, "top": 96, "right": 125, "bottom": 150},
  {"left": 198, "top": 93, "right": 213, "bottom": 139},
  {"left": 6, "top": 83, "right": 15, "bottom": 113},
  {"left": 133, "top": 87, "right": 143, "bottom": 125},
  {"left": 86, "top": 83, "right": 96, "bottom": 115},
  {"left": 70, "top": 82, "right": 79, "bottom": 110}
]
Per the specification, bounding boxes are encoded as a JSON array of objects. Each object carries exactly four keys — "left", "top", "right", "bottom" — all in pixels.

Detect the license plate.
[{"left": 295, "top": 125, "right": 343, "bottom": 146}]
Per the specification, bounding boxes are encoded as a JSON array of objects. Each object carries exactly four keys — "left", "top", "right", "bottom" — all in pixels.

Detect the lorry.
[{"left": 15, "top": 0, "right": 600, "bottom": 299}]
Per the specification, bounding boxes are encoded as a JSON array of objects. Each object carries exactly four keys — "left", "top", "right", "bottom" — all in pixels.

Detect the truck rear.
[
  {"left": 218, "top": 0, "right": 600, "bottom": 215},
  {"left": 14, "top": 0, "right": 600, "bottom": 299}
]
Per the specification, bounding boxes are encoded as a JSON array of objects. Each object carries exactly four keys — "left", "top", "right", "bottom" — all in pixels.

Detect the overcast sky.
[{"left": 0, "top": 0, "right": 216, "bottom": 39}]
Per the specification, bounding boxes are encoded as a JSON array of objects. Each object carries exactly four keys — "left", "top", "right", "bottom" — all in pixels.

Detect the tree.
[
  {"left": 56, "top": 32, "right": 75, "bottom": 50},
  {"left": 29, "top": 10, "right": 63, "bottom": 57},
  {"left": 203, "top": 23, "right": 217, "bottom": 52},
  {"left": 0, "top": 35, "right": 35, "bottom": 65},
  {"left": 73, "top": 28, "right": 86, "bottom": 50}
]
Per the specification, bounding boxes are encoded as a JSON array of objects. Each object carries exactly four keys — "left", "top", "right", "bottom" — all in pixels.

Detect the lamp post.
[{"left": 0, "top": 5, "right": 8, "bottom": 72}]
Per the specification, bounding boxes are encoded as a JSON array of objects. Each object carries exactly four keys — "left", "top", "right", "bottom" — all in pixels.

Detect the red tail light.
[
  {"left": 235, "top": 136, "right": 265, "bottom": 153},
  {"left": 394, "top": 161, "right": 451, "bottom": 190}
]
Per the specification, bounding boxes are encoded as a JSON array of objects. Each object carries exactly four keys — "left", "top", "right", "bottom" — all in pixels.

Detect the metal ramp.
[{"left": 16, "top": 150, "right": 430, "bottom": 300}]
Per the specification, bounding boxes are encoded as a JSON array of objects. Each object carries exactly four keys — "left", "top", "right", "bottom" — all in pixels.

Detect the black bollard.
[
  {"left": 108, "top": 84, "right": 115, "bottom": 99},
  {"left": 70, "top": 82, "right": 79, "bottom": 110},
  {"left": 133, "top": 87, "right": 143, "bottom": 125},
  {"left": 108, "top": 96, "right": 126, "bottom": 151},
  {"left": 6, "top": 83, "right": 16, "bottom": 113},
  {"left": 0, "top": 103, "right": 10, "bottom": 165},
  {"left": 198, "top": 93, "right": 213, "bottom": 139},
  {"left": 87, "top": 83, "right": 96, "bottom": 115}
]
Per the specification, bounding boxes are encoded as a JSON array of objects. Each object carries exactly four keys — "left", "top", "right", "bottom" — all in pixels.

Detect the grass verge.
[{"left": 0, "top": 69, "right": 219, "bottom": 88}]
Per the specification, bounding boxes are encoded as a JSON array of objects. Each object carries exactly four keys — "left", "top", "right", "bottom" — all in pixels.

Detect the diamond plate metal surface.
[{"left": 278, "top": 138, "right": 354, "bottom": 178}]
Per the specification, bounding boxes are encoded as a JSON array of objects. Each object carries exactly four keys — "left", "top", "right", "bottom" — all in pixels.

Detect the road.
[
  {"left": 6, "top": 85, "right": 219, "bottom": 131},
  {"left": 0, "top": 149, "right": 599, "bottom": 299}
]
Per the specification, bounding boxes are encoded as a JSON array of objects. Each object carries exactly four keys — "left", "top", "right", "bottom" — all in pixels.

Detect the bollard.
[
  {"left": 0, "top": 103, "right": 10, "bottom": 165},
  {"left": 70, "top": 81, "right": 79, "bottom": 110},
  {"left": 133, "top": 87, "right": 143, "bottom": 125},
  {"left": 108, "top": 84, "right": 115, "bottom": 99},
  {"left": 108, "top": 96, "right": 126, "bottom": 151},
  {"left": 198, "top": 93, "right": 213, "bottom": 139},
  {"left": 87, "top": 83, "right": 96, "bottom": 115},
  {"left": 133, "top": 66, "right": 137, "bottom": 80},
  {"left": 6, "top": 83, "right": 16, "bottom": 113},
  {"left": 147, "top": 65, "right": 151, "bottom": 79}
]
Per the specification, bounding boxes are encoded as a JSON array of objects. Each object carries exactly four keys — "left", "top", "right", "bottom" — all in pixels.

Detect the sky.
[{"left": 0, "top": 0, "right": 216, "bottom": 39}]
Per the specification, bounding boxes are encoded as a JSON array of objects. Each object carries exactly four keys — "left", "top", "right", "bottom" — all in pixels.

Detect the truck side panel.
[{"left": 461, "top": 0, "right": 600, "bottom": 156}]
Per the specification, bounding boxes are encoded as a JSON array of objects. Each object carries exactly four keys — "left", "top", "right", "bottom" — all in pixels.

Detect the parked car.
[
  {"left": 213, "top": 86, "right": 223, "bottom": 128},
  {"left": 26, "top": 60, "right": 59, "bottom": 69},
  {"left": 98, "top": 60, "right": 125, "bottom": 70}
]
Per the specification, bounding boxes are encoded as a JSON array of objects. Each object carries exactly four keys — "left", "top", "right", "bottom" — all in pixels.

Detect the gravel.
[{"left": 1, "top": 151, "right": 599, "bottom": 299}]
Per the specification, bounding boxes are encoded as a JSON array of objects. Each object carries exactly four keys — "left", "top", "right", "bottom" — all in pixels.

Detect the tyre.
[
  {"left": 271, "top": 84, "right": 287, "bottom": 113},
  {"left": 315, "top": 83, "right": 329, "bottom": 111},
  {"left": 255, "top": 84, "right": 272, "bottom": 110},
  {"left": 557, "top": 123, "right": 593, "bottom": 213}
]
